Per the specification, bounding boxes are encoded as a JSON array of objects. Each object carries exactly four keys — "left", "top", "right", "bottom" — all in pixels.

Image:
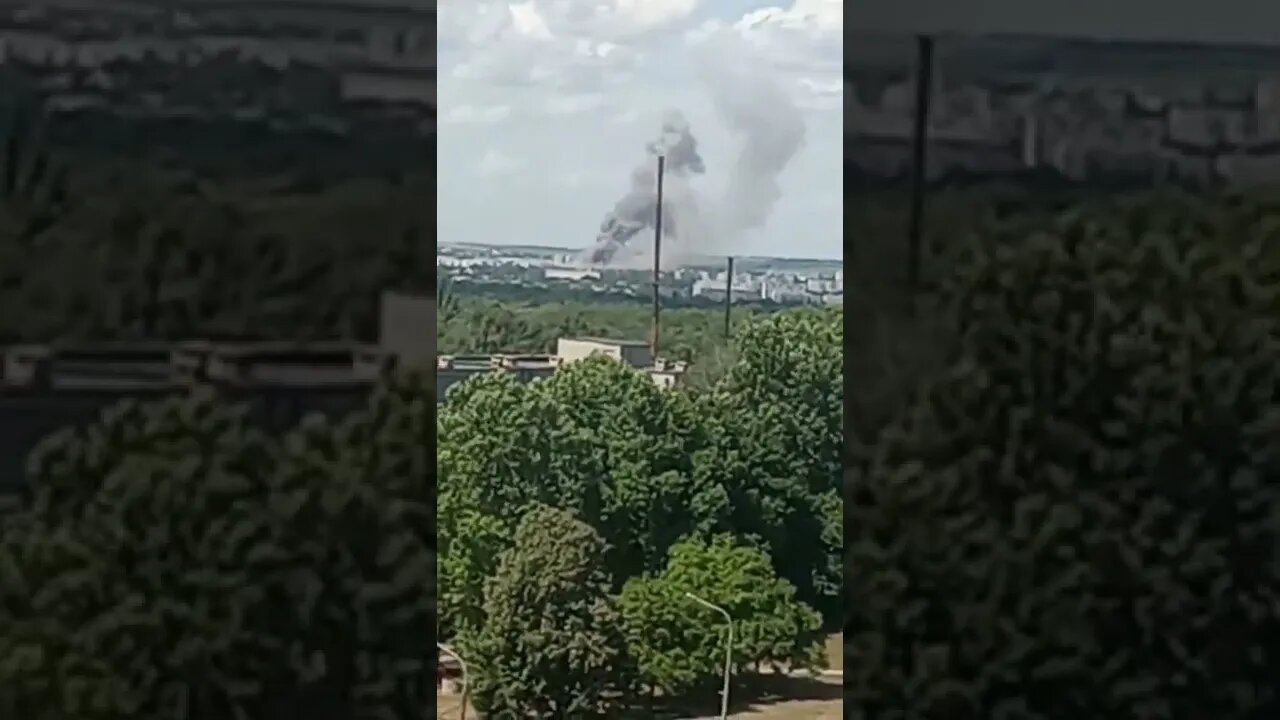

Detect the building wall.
[
  {"left": 437, "top": 368, "right": 475, "bottom": 400},
  {"left": 556, "top": 338, "right": 653, "bottom": 369},
  {"left": 618, "top": 344, "right": 653, "bottom": 369}
]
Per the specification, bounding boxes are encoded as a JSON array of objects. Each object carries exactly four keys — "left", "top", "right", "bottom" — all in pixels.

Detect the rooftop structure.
[{"left": 556, "top": 337, "right": 653, "bottom": 369}]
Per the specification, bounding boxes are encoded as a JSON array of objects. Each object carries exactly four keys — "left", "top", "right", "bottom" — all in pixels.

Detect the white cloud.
[
  {"left": 508, "top": 1, "right": 555, "bottom": 40},
  {"left": 687, "top": 0, "right": 842, "bottom": 106},
  {"left": 609, "top": 106, "right": 643, "bottom": 125},
  {"left": 475, "top": 148, "right": 524, "bottom": 177},
  {"left": 441, "top": 0, "right": 701, "bottom": 90},
  {"left": 542, "top": 92, "right": 611, "bottom": 116},
  {"left": 551, "top": 169, "right": 600, "bottom": 188},
  {"left": 585, "top": 0, "right": 701, "bottom": 36},
  {"left": 441, "top": 104, "right": 512, "bottom": 124}
]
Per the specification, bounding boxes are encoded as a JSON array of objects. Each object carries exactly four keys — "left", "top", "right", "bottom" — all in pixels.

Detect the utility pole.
[
  {"left": 651, "top": 154, "right": 664, "bottom": 359},
  {"left": 723, "top": 256, "right": 733, "bottom": 338},
  {"left": 906, "top": 34, "right": 934, "bottom": 296}
]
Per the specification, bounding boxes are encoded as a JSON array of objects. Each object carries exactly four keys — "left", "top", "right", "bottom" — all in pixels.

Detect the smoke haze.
[
  {"left": 697, "top": 33, "right": 807, "bottom": 240},
  {"left": 582, "top": 111, "right": 705, "bottom": 265},
  {"left": 581, "top": 33, "right": 806, "bottom": 267}
]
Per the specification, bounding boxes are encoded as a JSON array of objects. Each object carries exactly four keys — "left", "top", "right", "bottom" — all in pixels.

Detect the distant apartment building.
[
  {"left": 544, "top": 267, "right": 601, "bottom": 282},
  {"left": 691, "top": 276, "right": 762, "bottom": 303}
]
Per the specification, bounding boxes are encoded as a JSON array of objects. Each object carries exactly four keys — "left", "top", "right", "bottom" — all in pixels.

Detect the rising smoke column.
[
  {"left": 582, "top": 110, "right": 705, "bottom": 265},
  {"left": 581, "top": 33, "right": 806, "bottom": 266},
  {"left": 695, "top": 31, "right": 806, "bottom": 241}
]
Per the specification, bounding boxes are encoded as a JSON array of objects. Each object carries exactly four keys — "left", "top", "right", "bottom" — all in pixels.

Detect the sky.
[{"left": 437, "top": 0, "right": 842, "bottom": 261}]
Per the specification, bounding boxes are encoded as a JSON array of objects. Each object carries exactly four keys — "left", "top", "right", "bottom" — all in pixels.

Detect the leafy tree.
[
  {"left": 530, "top": 356, "right": 718, "bottom": 578},
  {"left": 0, "top": 391, "right": 292, "bottom": 720},
  {"left": 848, "top": 196, "right": 1280, "bottom": 719},
  {"left": 696, "top": 309, "right": 844, "bottom": 617},
  {"left": 619, "top": 535, "right": 824, "bottom": 698},
  {"left": 0, "top": 381, "right": 435, "bottom": 720},
  {"left": 265, "top": 370, "right": 435, "bottom": 719},
  {"left": 437, "top": 357, "right": 724, "bottom": 609},
  {"left": 459, "top": 504, "right": 631, "bottom": 718},
  {"left": 435, "top": 492, "right": 506, "bottom": 640}
]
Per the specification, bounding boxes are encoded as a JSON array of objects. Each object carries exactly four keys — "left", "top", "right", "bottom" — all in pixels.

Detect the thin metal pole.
[
  {"left": 906, "top": 34, "right": 934, "bottom": 294},
  {"left": 437, "top": 643, "right": 470, "bottom": 720},
  {"left": 652, "top": 155, "right": 664, "bottom": 358},
  {"left": 686, "top": 592, "right": 733, "bottom": 720},
  {"left": 723, "top": 256, "right": 734, "bottom": 338}
]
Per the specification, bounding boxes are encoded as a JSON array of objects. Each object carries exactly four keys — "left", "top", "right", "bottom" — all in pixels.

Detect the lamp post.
[
  {"left": 437, "top": 643, "right": 470, "bottom": 720},
  {"left": 686, "top": 592, "right": 733, "bottom": 720}
]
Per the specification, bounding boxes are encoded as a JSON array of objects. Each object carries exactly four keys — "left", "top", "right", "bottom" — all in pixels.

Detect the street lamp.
[
  {"left": 685, "top": 592, "right": 733, "bottom": 720},
  {"left": 437, "top": 642, "right": 470, "bottom": 720}
]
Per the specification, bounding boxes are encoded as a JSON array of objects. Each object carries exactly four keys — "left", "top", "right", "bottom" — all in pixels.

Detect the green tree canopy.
[
  {"left": 0, "top": 382, "right": 434, "bottom": 720},
  {"left": 437, "top": 357, "right": 724, "bottom": 625},
  {"left": 437, "top": 309, "right": 846, "bottom": 646},
  {"left": 697, "top": 308, "right": 844, "bottom": 615},
  {"left": 458, "top": 504, "right": 631, "bottom": 718},
  {"left": 619, "top": 535, "right": 824, "bottom": 697}
]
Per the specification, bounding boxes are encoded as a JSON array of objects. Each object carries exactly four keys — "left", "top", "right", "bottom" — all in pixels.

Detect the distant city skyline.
[
  {"left": 437, "top": 0, "right": 843, "bottom": 261},
  {"left": 438, "top": 240, "right": 836, "bottom": 263}
]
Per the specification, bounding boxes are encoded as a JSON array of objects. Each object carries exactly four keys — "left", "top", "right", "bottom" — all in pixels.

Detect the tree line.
[{"left": 436, "top": 279, "right": 771, "bottom": 379}]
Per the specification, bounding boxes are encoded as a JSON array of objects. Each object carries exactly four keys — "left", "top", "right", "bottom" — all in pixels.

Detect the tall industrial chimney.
[{"left": 651, "top": 155, "right": 664, "bottom": 359}]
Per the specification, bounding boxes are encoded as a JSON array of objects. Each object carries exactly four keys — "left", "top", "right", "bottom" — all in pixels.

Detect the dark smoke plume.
[
  {"left": 582, "top": 111, "right": 704, "bottom": 265},
  {"left": 580, "top": 33, "right": 806, "bottom": 267}
]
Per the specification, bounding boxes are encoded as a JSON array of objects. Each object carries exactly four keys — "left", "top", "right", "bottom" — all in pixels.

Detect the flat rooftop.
[{"left": 567, "top": 337, "right": 650, "bottom": 347}]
